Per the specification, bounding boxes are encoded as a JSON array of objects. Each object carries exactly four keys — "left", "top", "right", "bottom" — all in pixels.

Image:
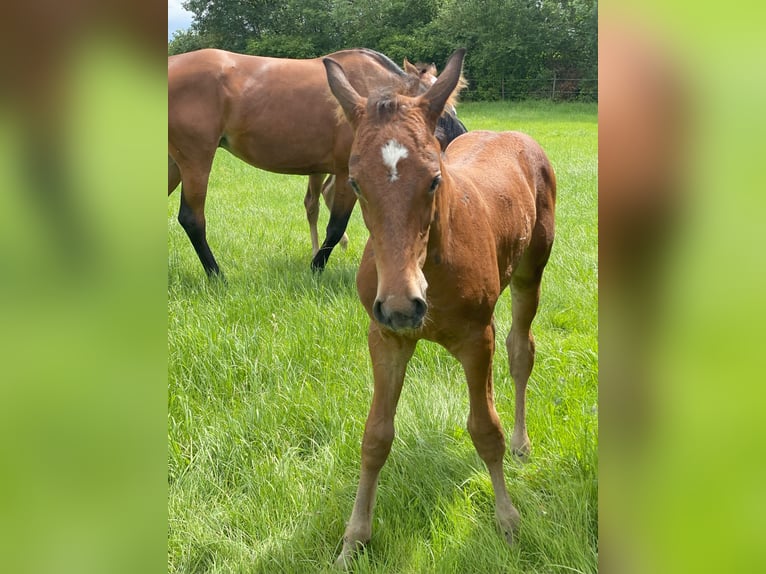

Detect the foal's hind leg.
[
  {"left": 507, "top": 267, "right": 546, "bottom": 459},
  {"left": 336, "top": 325, "right": 416, "bottom": 567},
  {"left": 455, "top": 324, "right": 520, "bottom": 545},
  {"left": 177, "top": 158, "right": 221, "bottom": 277}
]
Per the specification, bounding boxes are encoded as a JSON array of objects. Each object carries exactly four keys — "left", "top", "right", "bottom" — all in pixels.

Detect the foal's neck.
[{"left": 428, "top": 166, "right": 459, "bottom": 247}]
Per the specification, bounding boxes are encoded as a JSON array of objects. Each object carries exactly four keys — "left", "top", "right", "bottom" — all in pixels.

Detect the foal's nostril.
[
  {"left": 412, "top": 297, "right": 428, "bottom": 322},
  {"left": 372, "top": 299, "right": 385, "bottom": 324},
  {"left": 372, "top": 296, "right": 427, "bottom": 329}
]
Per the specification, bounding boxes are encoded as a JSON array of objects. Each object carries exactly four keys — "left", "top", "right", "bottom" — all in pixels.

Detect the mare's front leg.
[
  {"left": 454, "top": 322, "right": 520, "bottom": 544},
  {"left": 304, "top": 173, "right": 325, "bottom": 257},
  {"left": 335, "top": 325, "right": 416, "bottom": 568}
]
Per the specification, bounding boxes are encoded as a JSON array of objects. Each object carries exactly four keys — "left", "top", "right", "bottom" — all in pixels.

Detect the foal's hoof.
[
  {"left": 498, "top": 506, "right": 521, "bottom": 546},
  {"left": 333, "top": 553, "right": 350, "bottom": 570},
  {"left": 511, "top": 435, "right": 531, "bottom": 462},
  {"left": 334, "top": 539, "right": 366, "bottom": 570},
  {"left": 339, "top": 233, "right": 349, "bottom": 250},
  {"left": 511, "top": 445, "right": 530, "bottom": 462}
]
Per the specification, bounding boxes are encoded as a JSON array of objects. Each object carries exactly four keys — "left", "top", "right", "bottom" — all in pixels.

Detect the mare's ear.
[
  {"left": 418, "top": 48, "right": 466, "bottom": 130},
  {"left": 403, "top": 58, "right": 419, "bottom": 76},
  {"left": 323, "top": 58, "right": 365, "bottom": 128}
]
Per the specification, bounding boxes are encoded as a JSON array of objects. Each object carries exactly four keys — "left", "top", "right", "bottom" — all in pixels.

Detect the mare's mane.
[{"left": 328, "top": 49, "right": 467, "bottom": 148}]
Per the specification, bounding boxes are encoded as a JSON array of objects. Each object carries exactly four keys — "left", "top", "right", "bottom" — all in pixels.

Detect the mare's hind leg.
[
  {"left": 455, "top": 323, "right": 520, "bottom": 545},
  {"left": 320, "top": 175, "right": 348, "bottom": 250},
  {"left": 336, "top": 325, "right": 416, "bottom": 567},
  {"left": 177, "top": 159, "right": 221, "bottom": 277},
  {"left": 305, "top": 174, "right": 324, "bottom": 257},
  {"left": 168, "top": 156, "right": 181, "bottom": 195},
  {"left": 311, "top": 171, "right": 357, "bottom": 272}
]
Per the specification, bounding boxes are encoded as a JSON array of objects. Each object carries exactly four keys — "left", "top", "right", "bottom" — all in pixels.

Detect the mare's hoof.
[
  {"left": 206, "top": 270, "right": 227, "bottom": 285},
  {"left": 310, "top": 258, "right": 326, "bottom": 273}
]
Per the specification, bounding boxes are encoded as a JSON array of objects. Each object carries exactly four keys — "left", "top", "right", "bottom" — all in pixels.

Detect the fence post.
[{"left": 551, "top": 71, "right": 557, "bottom": 101}]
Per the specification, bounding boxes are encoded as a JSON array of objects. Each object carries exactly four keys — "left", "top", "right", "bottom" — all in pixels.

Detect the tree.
[
  {"left": 246, "top": 0, "right": 339, "bottom": 57},
  {"left": 168, "top": 29, "right": 213, "bottom": 56},
  {"left": 169, "top": 0, "right": 598, "bottom": 101},
  {"left": 183, "top": 0, "right": 282, "bottom": 53}
]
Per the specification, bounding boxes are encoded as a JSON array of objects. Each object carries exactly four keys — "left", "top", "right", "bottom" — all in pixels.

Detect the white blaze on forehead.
[{"left": 380, "top": 139, "right": 409, "bottom": 182}]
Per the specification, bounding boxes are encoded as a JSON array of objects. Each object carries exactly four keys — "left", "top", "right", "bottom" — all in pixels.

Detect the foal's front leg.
[
  {"left": 335, "top": 325, "right": 416, "bottom": 568},
  {"left": 455, "top": 323, "right": 520, "bottom": 545}
]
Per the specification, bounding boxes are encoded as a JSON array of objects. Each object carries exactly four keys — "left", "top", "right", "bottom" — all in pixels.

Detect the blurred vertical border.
[
  {"left": 2, "top": 0, "right": 765, "bottom": 573},
  {"left": 601, "top": 1, "right": 766, "bottom": 572},
  {"left": 0, "top": 2, "right": 166, "bottom": 574}
]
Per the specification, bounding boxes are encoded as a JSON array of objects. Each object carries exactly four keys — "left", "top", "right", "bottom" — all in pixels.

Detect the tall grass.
[{"left": 168, "top": 101, "right": 597, "bottom": 573}]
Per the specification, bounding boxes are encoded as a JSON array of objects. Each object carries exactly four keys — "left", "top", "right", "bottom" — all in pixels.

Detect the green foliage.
[
  {"left": 168, "top": 101, "right": 597, "bottom": 572},
  {"left": 168, "top": 29, "right": 214, "bottom": 56},
  {"left": 170, "top": 0, "right": 597, "bottom": 101}
]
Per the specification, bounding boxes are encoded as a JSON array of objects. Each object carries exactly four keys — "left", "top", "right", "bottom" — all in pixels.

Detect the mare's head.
[
  {"left": 404, "top": 56, "right": 468, "bottom": 148},
  {"left": 324, "top": 49, "right": 466, "bottom": 332},
  {"left": 404, "top": 58, "right": 439, "bottom": 86}
]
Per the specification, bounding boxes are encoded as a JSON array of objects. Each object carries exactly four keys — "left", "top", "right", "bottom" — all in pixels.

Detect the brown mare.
[
  {"left": 168, "top": 48, "right": 465, "bottom": 277},
  {"left": 305, "top": 60, "right": 467, "bottom": 258},
  {"left": 323, "top": 49, "right": 556, "bottom": 566}
]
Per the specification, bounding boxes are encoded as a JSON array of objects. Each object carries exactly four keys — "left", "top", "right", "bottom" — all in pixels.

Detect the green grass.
[{"left": 168, "top": 101, "right": 597, "bottom": 573}]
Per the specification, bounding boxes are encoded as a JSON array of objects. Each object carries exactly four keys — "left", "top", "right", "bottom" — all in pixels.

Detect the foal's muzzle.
[{"left": 373, "top": 296, "right": 428, "bottom": 332}]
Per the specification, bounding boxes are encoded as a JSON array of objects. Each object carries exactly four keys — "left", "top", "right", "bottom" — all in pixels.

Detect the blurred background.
[
  {"left": 0, "top": 1, "right": 764, "bottom": 572},
  {"left": 600, "top": 1, "right": 766, "bottom": 572},
  {"left": 0, "top": 2, "right": 166, "bottom": 574}
]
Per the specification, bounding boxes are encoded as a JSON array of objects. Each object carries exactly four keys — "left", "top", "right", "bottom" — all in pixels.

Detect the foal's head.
[{"left": 325, "top": 49, "right": 466, "bottom": 332}]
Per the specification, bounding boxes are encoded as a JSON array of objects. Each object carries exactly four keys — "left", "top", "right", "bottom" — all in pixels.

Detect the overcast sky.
[{"left": 168, "top": 0, "right": 194, "bottom": 40}]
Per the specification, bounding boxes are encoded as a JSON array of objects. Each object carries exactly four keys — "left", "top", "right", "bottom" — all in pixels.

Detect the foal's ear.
[
  {"left": 323, "top": 58, "right": 365, "bottom": 128},
  {"left": 419, "top": 48, "right": 467, "bottom": 130}
]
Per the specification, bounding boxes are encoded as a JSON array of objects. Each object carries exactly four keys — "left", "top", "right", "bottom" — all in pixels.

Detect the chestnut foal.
[{"left": 324, "top": 49, "right": 556, "bottom": 566}]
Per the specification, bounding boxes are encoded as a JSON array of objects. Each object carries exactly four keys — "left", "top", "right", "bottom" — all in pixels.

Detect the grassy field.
[{"left": 168, "top": 101, "right": 597, "bottom": 573}]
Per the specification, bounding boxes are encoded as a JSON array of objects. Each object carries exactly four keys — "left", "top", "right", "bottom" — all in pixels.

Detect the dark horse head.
[{"left": 435, "top": 111, "right": 467, "bottom": 147}]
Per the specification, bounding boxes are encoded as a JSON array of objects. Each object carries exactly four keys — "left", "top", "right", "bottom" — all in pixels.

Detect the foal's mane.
[{"left": 367, "top": 91, "right": 406, "bottom": 122}]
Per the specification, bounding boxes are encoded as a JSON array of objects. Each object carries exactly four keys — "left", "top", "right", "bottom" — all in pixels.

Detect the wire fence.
[{"left": 461, "top": 77, "right": 598, "bottom": 102}]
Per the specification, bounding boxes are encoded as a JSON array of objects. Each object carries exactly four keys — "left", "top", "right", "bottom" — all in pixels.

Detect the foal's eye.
[{"left": 429, "top": 175, "right": 442, "bottom": 194}]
